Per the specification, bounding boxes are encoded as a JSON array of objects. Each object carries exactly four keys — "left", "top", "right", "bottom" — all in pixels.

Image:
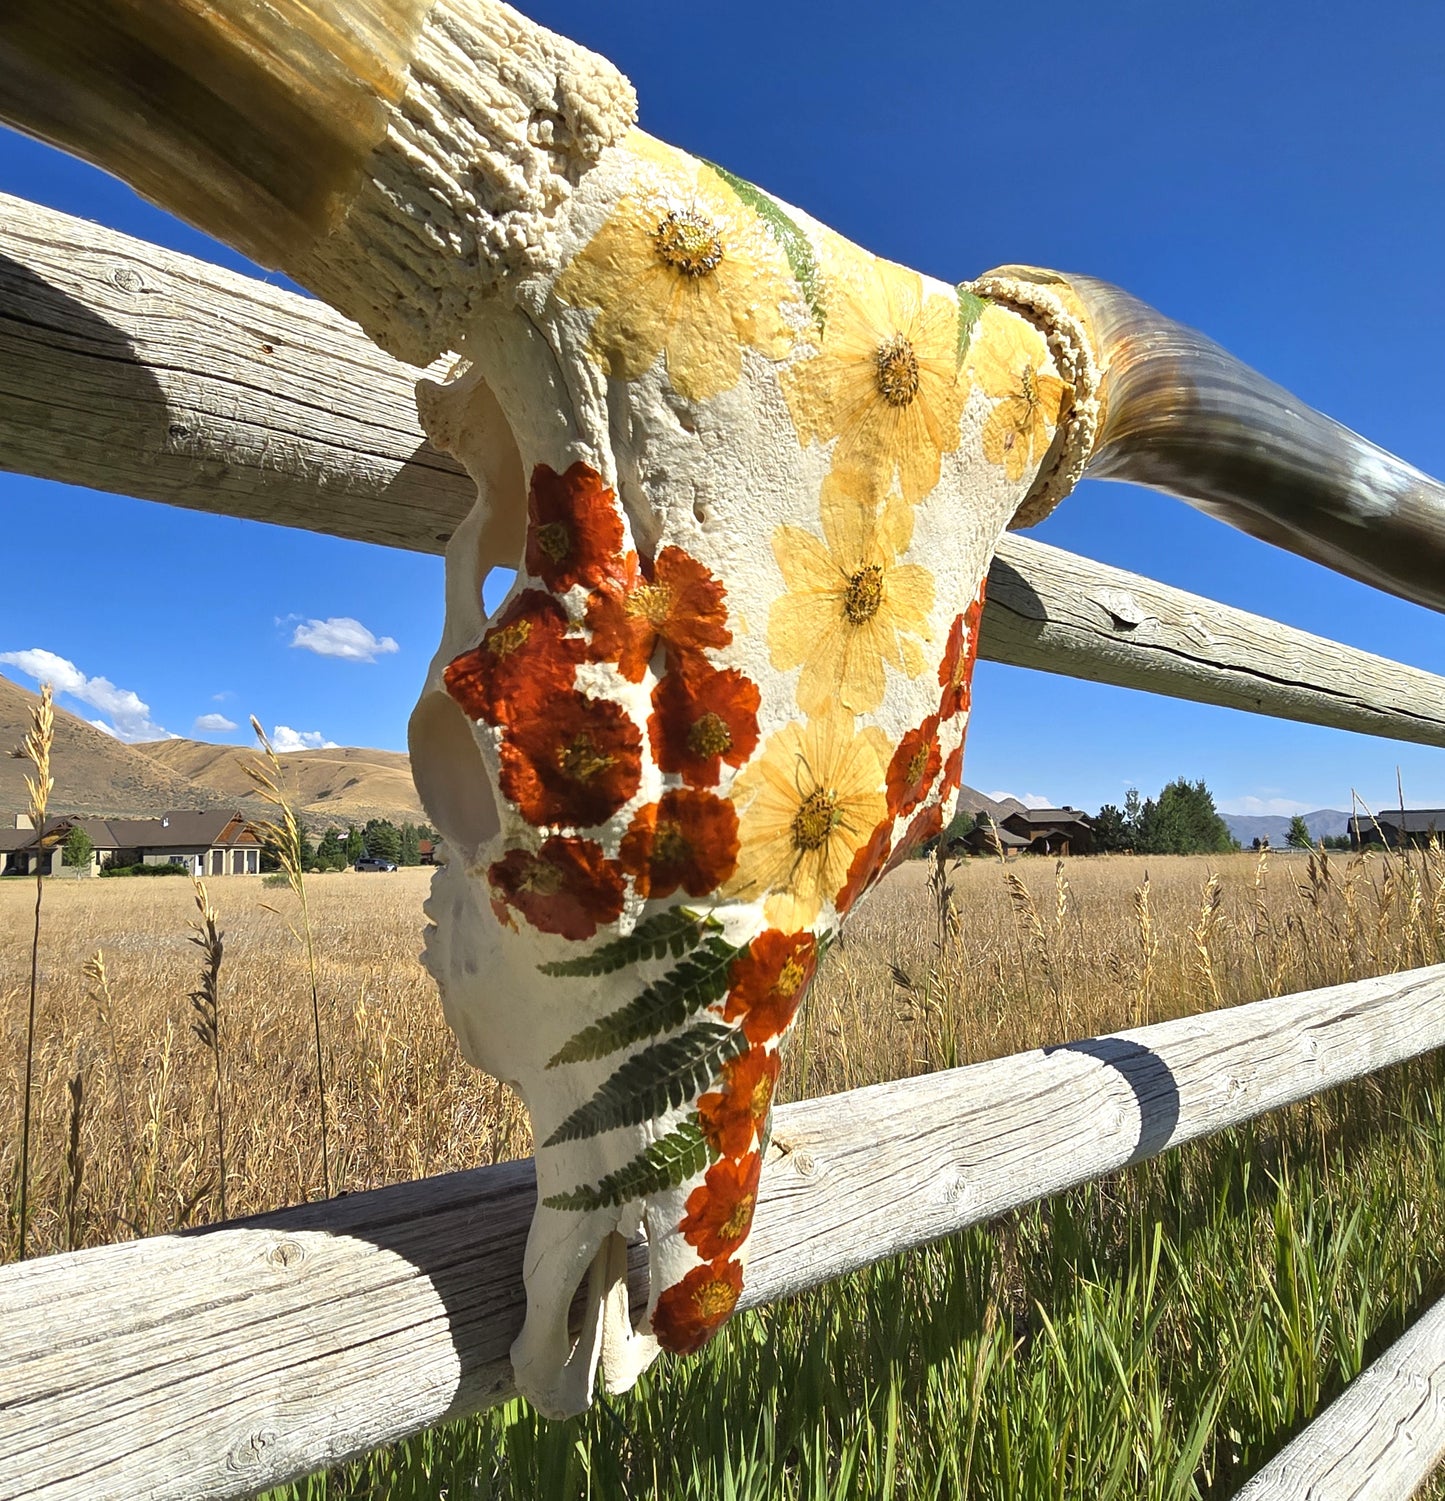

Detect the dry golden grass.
[{"left": 3, "top": 842, "right": 1442, "bottom": 1263}]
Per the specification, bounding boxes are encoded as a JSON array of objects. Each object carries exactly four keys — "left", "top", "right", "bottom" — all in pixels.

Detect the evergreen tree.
[
  {"left": 1134, "top": 779, "right": 1236, "bottom": 855},
  {"left": 298, "top": 823, "right": 317, "bottom": 871},
  {"left": 1285, "top": 814, "right": 1313, "bottom": 849},
  {"left": 1092, "top": 804, "right": 1129, "bottom": 853},
  {"left": 362, "top": 818, "right": 403, "bottom": 864},
  {"left": 315, "top": 827, "right": 345, "bottom": 871},
  {"left": 399, "top": 823, "right": 422, "bottom": 866},
  {"left": 61, "top": 824, "right": 93, "bottom": 868},
  {"left": 344, "top": 825, "right": 365, "bottom": 863}
]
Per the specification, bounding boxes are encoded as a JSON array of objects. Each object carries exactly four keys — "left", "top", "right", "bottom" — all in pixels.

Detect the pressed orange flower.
[
  {"left": 768, "top": 469, "right": 934, "bottom": 715},
  {"left": 488, "top": 837, "right": 625, "bottom": 940},
  {"left": 889, "top": 802, "right": 944, "bottom": 871},
  {"left": 649, "top": 661, "right": 760, "bottom": 787},
  {"left": 728, "top": 711, "right": 890, "bottom": 929},
  {"left": 722, "top": 929, "right": 818, "bottom": 1044},
  {"left": 586, "top": 544, "right": 731, "bottom": 681},
  {"left": 939, "top": 739, "right": 965, "bottom": 801},
  {"left": 443, "top": 590, "right": 585, "bottom": 729},
  {"left": 885, "top": 715, "right": 942, "bottom": 819},
  {"left": 939, "top": 583, "right": 986, "bottom": 721},
  {"left": 680, "top": 1153, "right": 762, "bottom": 1260},
  {"left": 525, "top": 462, "right": 627, "bottom": 594},
  {"left": 836, "top": 818, "right": 893, "bottom": 915},
  {"left": 651, "top": 1255, "right": 745, "bottom": 1355},
  {"left": 780, "top": 244, "right": 966, "bottom": 503},
  {"left": 971, "top": 306, "right": 1069, "bottom": 484},
  {"left": 698, "top": 1044, "right": 779, "bottom": 1158},
  {"left": 553, "top": 132, "right": 797, "bottom": 402},
  {"left": 618, "top": 788, "right": 740, "bottom": 900},
  {"left": 499, "top": 691, "right": 642, "bottom": 828}
]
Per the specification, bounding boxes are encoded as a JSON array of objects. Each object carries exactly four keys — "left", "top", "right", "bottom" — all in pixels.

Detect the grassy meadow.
[{"left": 4, "top": 847, "right": 1445, "bottom": 1496}]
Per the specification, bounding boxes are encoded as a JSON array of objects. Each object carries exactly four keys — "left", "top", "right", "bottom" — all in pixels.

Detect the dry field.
[{"left": 2, "top": 844, "right": 1437, "bottom": 1262}]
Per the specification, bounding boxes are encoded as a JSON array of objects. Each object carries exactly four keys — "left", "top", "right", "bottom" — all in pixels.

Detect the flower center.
[
  {"left": 775, "top": 954, "right": 809, "bottom": 1000},
  {"left": 749, "top": 1072, "right": 774, "bottom": 1121},
  {"left": 652, "top": 819, "right": 692, "bottom": 869},
  {"left": 536, "top": 521, "right": 572, "bottom": 564},
  {"left": 791, "top": 789, "right": 840, "bottom": 853},
  {"left": 874, "top": 333, "right": 921, "bottom": 407},
  {"left": 1019, "top": 365, "right": 1038, "bottom": 410},
  {"left": 843, "top": 565, "right": 884, "bottom": 624},
  {"left": 487, "top": 618, "right": 533, "bottom": 657},
  {"left": 688, "top": 711, "right": 733, "bottom": 757},
  {"left": 556, "top": 733, "right": 615, "bottom": 784},
  {"left": 693, "top": 1277, "right": 738, "bottom": 1321},
  {"left": 626, "top": 582, "right": 675, "bottom": 626},
  {"left": 720, "top": 1193, "right": 755, "bottom": 1242},
  {"left": 906, "top": 743, "right": 932, "bottom": 787},
  {"left": 516, "top": 861, "right": 565, "bottom": 897},
  {"left": 653, "top": 209, "right": 725, "bottom": 278}
]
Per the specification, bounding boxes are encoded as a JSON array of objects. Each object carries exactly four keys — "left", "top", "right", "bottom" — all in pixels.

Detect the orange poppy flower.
[
  {"left": 698, "top": 1044, "right": 780, "bottom": 1158},
  {"left": 722, "top": 929, "right": 818, "bottom": 1044},
  {"left": 443, "top": 590, "right": 586, "bottom": 729},
  {"left": 939, "top": 583, "right": 986, "bottom": 721},
  {"left": 648, "top": 661, "right": 760, "bottom": 788},
  {"left": 586, "top": 545, "right": 731, "bottom": 681},
  {"left": 525, "top": 462, "right": 627, "bottom": 593},
  {"left": 618, "top": 788, "right": 740, "bottom": 900},
  {"left": 487, "top": 837, "right": 626, "bottom": 940},
  {"left": 650, "top": 1256, "right": 745, "bottom": 1355},
  {"left": 885, "top": 715, "right": 942, "bottom": 819},
  {"left": 680, "top": 1153, "right": 762, "bottom": 1260},
  {"left": 499, "top": 691, "right": 643, "bottom": 828},
  {"left": 939, "top": 740, "right": 965, "bottom": 801},
  {"left": 836, "top": 819, "right": 893, "bottom": 914}
]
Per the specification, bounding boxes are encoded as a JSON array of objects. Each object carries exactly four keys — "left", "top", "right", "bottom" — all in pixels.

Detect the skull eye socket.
[{"left": 408, "top": 690, "right": 500, "bottom": 864}]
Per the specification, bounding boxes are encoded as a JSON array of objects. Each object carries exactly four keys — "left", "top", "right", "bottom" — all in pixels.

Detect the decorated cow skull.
[{"left": 5, "top": 0, "right": 1445, "bottom": 1423}]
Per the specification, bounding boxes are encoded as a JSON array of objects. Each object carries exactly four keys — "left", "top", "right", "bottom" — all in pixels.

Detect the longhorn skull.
[{"left": 4, "top": 0, "right": 1445, "bottom": 1419}]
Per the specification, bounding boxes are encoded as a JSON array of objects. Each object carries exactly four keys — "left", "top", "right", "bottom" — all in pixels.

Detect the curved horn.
[{"left": 984, "top": 266, "right": 1445, "bottom": 614}]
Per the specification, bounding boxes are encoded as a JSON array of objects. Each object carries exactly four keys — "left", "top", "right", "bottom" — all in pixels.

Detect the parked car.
[{"left": 354, "top": 855, "right": 397, "bottom": 873}]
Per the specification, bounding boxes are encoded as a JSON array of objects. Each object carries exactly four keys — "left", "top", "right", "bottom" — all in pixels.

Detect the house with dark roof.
[
  {"left": 952, "top": 817, "right": 1029, "bottom": 858},
  {"left": 1348, "top": 809, "right": 1445, "bottom": 850},
  {"left": 999, "top": 807, "right": 1094, "bottom": 857},
  {"left": 1, "top": 811, "right": 262, "bottom": 876}
]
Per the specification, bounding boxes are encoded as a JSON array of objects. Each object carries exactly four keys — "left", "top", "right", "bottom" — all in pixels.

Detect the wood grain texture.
[
  {"left": 1233, "top": 1294, "right": 1445, "bottom": 1499},
  {"left": 4, "top": 963, "right": 1445, "bottom": 1499},
  {"left": 4, "top": 195, "right": 1443, "bottom": 749}
]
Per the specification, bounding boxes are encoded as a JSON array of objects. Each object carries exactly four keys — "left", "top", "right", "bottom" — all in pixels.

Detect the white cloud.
[
  {"left": 1218, "top": 796, "right": 1315, "bottom": 817},
  {"left": 984, "top": 790, "right": 1056, "bottom": 810},
  {"left": 270, "top": 724, "right": 339, "bottom": 753},
  {"left": 194, "top": 712, "right": 238, "bottom": 734},
  {"left": 211, "top": 690, "right": 234, "bottom": 702},
  {"left": 289, "top": 617, "right": 399, "bottom": 663},
  {"left": 0, "top": 647, "right": 171, "bottom": 742}
]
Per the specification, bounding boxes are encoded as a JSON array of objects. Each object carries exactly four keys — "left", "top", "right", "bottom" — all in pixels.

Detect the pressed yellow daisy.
[
  {"left": 970, "top": 305, "right": 1069, "bottom": 483},
  {"left": 726, "top": 711, "right": 890, "bottom": 929},
  {"left": 552, "top": 131, "right": 798, "bottom": 402},
  {"left": 767, "top": 468, "right": 935, "bottom": 715},
  {"left": 779, "top": 243, "right": 966, "bottom": 504}
]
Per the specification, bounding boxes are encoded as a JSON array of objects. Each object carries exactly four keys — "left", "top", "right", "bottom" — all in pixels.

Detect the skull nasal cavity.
[{"left": 874, "top": 334, "right": 920, "bottom": 407}]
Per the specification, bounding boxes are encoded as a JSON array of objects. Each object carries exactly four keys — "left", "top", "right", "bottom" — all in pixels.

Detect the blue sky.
[{"left": 3, "top": 0, "right": 1444, "bottom": 815}]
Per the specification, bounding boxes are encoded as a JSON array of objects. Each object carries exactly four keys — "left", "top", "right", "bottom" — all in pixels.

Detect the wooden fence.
[{"left": 3, "top": 195, "right": 1445, "bottom": 1499}]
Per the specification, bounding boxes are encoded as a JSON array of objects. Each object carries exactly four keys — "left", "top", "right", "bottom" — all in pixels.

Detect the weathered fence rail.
[
  {"left": 6, "top": 192, "right": 1445, "bottom": 750},
  {"left": 4, "top": 963, "right": 1445, "bottom": 1499}
]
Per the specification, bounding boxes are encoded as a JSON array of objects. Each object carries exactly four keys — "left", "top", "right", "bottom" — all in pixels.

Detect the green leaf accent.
[
  {"left": 955, "top": 286, "right": 988, "bottom": 369},
  {"left": 543, "top": 1022, "right": 750, "bottom": 1146},
  {"left": 706, "top": 160, "right": 826, "bottom": 331},
  {"left": 547, "top": 936, "right": 743, "bottom": 1068},
  {"left": 543, "top": 1115, "right": 717, "bottom": 1212},
  {"left": 538, "top": 908, "right": 721, "bottom": 978}
]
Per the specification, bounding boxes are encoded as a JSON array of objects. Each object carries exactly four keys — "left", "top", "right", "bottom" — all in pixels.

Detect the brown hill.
[
  {"left": 0, "top": 673, "right": 208, "bottom": 819},
  {"left": 0, "top": 673, "right": 424, "bottom": 830},
  {"left": 138, "top": 740, "right": 424, "bottom": 827}
]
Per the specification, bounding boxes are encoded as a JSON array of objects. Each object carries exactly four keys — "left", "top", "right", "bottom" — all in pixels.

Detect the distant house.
[
  {"left": 1348, "top": 809, "right": 1445, "bottom": 850},
  {"left": 952, "top": 817, "right": 1029, "bottom": 859},
  {"left": 418, "top": 838, "right": 446, "bottom": 866},
  {"left": 999, "top": 807, "right": 1095, "bottom": 857},
  {"left": 0, "top": 811, "right": 262, "bottom": 876}
]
